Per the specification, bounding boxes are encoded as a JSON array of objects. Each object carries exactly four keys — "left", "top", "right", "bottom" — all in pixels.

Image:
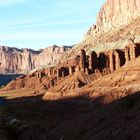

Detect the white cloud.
[{"left": 0, "top": 0, "right": 27, "bottom": 7}]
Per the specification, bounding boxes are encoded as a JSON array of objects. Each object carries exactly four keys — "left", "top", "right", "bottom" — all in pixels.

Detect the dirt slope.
[{"left": 1, "top": 88, "right": 140, "bottom": 140}]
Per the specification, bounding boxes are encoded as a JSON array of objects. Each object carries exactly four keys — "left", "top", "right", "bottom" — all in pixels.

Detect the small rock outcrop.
[
  {"left": 79, "top": 49, "right": 88, "bottom": 71},
  {"left": 125, "top": 41, "right": 137, "bottom": 63},
  {"left": 89, "top": 51, "right": 98, "bottom": 72}
]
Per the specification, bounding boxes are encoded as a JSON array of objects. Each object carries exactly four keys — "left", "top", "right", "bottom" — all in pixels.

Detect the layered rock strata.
[
  {"left": 96, "top": 0, "right": 140, "bottom": 32},
  {"left": 3, "top": 39, "right": 140, "bottom": 91},
  {"left": 0, "top": 45, "right": 72, "bottom": 74}
]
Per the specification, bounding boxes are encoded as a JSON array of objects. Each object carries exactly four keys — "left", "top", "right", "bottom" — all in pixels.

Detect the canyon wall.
[
  {"left": 0, "top": 45, "right": 72, "bottom": 74},
  {"left": 96, "top": 0, "right": 140, "bottom": 32},
  {"left": 66, "top": 0, "right": 140, "bottom": 60},
  {"left": 1, "top": 0, "right": 140, "bottom": 74},
  {"left": 4, "top": 38, "right": 140, "bottom": 91}
]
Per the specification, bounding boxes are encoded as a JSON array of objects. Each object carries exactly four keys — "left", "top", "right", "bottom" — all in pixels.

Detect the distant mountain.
[{"left": 0, "top": 45, "right": 72, "bottom": 74}]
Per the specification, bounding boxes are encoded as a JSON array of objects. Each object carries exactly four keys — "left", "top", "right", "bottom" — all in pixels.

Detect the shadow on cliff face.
[{"left": 1, "top": 91, "right": 140, "bottom": 140}]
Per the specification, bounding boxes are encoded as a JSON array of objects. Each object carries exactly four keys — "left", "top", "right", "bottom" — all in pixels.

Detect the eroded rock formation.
[
  {"left": 3, "top": 38, "right": 140, "bottom": 92},
  {"left": 79, "top": 49, "right": 87, "bottom": 71},
  {"left": 0, "top": 45, "right": 72, "bottom": 74},
  {"left": 108, "top": 50, "right": 125, "bottom": 72},
  {"left": 89, "top": 51, "right": 98, "bottom": 72},
  {"left": 63, "top": 0, "right": 140, "bottom": 60}
]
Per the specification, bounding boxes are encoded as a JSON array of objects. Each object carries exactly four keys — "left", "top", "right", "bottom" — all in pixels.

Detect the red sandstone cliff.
[
  {"left": 1, "top": 0, "right": 140, "bottom": 74},
  {"left": 96, "top": 0, "right": 140, "bottom": 32},
  {"left": 4, "top": 39, "right": 140, "bottom": 91},
  {"left": 64, "top": 0, "right": 140, "bottom": 59},
  {"left": 0, "top": 45, "right": 72, "bottom": 74}
]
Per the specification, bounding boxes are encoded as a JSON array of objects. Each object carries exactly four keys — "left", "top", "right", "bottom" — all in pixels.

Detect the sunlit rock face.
[
  {"left": 0, "top": 45, "right": 72, "bottom": 74},
  {"left": 64, "top": 0, "right": 140, "bottom": 60},
  {"left": 96, "top": 0, "right": 140, "bottom": 32}
]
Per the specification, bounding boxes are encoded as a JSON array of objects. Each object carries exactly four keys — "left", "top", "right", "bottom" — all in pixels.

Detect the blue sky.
[{"left": 0, "top": 0, "right": 105, "bottom": 50}]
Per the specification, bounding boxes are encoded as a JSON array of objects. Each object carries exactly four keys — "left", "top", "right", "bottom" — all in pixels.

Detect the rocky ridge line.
[{"left": 0, "top": 45, "right": 72, "bottom": 74}]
